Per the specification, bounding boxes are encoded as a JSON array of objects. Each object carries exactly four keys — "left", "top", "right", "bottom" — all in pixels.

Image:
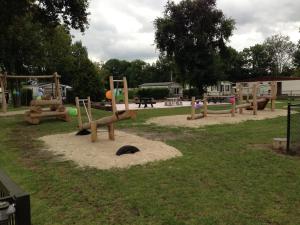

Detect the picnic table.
[
  {"left": 135, "top": 97, "right": 156, "bottom": 108},
  {"left": 165, "top": 97, "right": 182, "bottom": 106}
]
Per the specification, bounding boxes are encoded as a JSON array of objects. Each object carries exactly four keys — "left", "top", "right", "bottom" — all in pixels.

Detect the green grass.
[{"left": 0, "top": 100, "right": 299, "bottom": 225}]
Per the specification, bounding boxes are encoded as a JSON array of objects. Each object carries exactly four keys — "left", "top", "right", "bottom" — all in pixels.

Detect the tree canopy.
[{"left": 154, "top": 0, "right": 235, "bottom": 92}]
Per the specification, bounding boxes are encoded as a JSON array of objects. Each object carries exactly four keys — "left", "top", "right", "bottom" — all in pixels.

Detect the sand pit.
[
  {"left": 147, "top": 109, "right": 289, "bottom": 128},
  {"left": 39, "top": 130, "right": 182, "bottom": 170}
]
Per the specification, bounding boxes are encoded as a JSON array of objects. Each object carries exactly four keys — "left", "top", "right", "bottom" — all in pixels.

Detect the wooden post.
[
  {"left": 91, "top": 121, "right": 98, "bottom": 142},
  {"left": 239, "top": 84, "right": 243, "bottom": 114},
  {"left": 108, "top": 123, "right": 115, "bottom": 140},
  {"left": 87, "top": 96, "right": 92, "bottom": 121},
  {"left": 271, "top": 81, "right": 276, "bottom": 111},
  {"left": 54, "top": 72, "right": 62, "bottom": 101},
  {"left": 75, "top": 97, "right": 83, "bottom": 129},
  {"left": 0, "top": 75, "right": 7, "bottom": 113},
  {"left": 109, "top": 76, "right": 117, "bottom": 114},
  {"left": 252, "top": 83, "right": 258, "bottom": 115},
  {"left": 191, "top": 97, "right": 196, "bottom": 120},
  {"left": 231, "top": 98, "right": 236, "bottom": 117},
  {"left": 203, "top": 94, "right": 208, "bottom": 117},
  {"left": 123, "top": 77, "right": 129, "bottom": 111}
]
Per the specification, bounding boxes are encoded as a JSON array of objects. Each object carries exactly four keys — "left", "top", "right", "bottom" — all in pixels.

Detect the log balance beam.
[{"left": 187, "top": 81, "right": 276, "bottom": 120}]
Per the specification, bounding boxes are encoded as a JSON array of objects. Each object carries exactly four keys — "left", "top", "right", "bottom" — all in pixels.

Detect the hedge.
[
  {"left": 136, "top": 88, "right": 169, "bottom": 100},
  {"left": 183, "top": 88, "right": 201, "bottom": 99},
  {"left": 20, "top": 88, "right": 33, "bottom": 106}
]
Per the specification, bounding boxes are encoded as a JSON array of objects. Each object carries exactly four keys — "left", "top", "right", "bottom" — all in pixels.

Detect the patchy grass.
[{"left": 0, "top": 101, "right": 299, "bottom": 225}]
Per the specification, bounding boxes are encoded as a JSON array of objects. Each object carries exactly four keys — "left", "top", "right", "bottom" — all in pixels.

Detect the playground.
[{"left": 0, "top": 76, "right": 299, "bottom": 224}]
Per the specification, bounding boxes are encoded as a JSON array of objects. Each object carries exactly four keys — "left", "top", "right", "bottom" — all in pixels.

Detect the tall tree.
[
  {"left": 154, "top": 0, "right": 235, "bottom": 93},
  {"left": 264, "top": 34, "right": 296, "bottom": 76}
]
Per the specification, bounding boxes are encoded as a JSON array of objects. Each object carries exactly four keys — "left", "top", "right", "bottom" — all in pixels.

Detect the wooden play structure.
[
  {"left": 0, "top": 72, "right": 70, "bottom": 124},
  {"left": 188, "top": 81, "right": 277, "bottom": 120},
  {"left": 76, "top": 76, "right": 136, "bottom": 142}
]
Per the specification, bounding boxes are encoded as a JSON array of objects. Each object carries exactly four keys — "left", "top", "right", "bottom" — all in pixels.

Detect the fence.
[
  {"left": 0, "top": 170, "right": 31, "bottom": 225},
  {"left": 287, "top": 103, "right": 300, "bottom": 154}
]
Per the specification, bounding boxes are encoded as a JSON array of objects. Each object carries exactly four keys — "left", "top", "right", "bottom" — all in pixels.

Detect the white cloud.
[{"left": 73, "top": 0, "right": 300, "bottom": 62}]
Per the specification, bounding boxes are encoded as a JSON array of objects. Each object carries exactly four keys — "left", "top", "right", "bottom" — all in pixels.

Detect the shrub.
[
  {"left": 128, "top": 88, "right": 138, "bottom": 99},
  {"left": 183, "top": 88, "right": 201, "bottom": 99},
  {"left": 137, "top": 88, "right": 169, "bottom": 100},
  {"left": 20, "top": 88, "right": 33, "bottom": 106}
]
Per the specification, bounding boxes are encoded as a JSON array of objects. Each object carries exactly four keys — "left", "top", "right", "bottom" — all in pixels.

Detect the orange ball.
[{"left": 105, "top": 90, "right": 112, "bottom": 100}]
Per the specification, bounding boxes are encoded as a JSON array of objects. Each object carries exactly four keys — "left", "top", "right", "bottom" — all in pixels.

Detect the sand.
[
  {"left": 39, "top": 130, "right": 182, "bottom": 170},
  {"left": 147, "top": 109, "right": 289, "bottom": 128}
]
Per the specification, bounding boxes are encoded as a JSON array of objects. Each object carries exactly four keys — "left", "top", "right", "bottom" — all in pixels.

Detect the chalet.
[
  {"left": 236, "top": 77, "right": 300, "bottom": 96},
  {"left": 206, "top": 81, "right": 234, "bottom": 96},
  {"left": 139, "top": 82, "right": 183, "bottom": 97}
]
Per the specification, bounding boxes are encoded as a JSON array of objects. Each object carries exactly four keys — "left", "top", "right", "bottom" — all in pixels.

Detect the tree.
[
  {"left": 0, "top": 0, "right": 89, "bottom": 74},
  {"left": 264, "top": 34, "right": 296, "bottom": 76},
  {"left": 154, "top": 0, "right": 235, "bottom": 93}
]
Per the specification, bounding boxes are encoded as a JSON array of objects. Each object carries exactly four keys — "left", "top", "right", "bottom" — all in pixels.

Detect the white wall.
[{"left": 282, "top": 80, "right": 300, "bottom": 92}]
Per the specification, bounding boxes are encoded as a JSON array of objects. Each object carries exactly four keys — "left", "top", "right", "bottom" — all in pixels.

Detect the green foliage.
[
  {"left": 128, "top": 89, "right": 138, "bottom": 99},
  {"left": 154, "top": 0, "right": 235, "bottom": 92},
  {"left": 20, "top": 88, "right": 33, "bottom": 106},
  {"left": 137, "top": 88, "right": 170, "bottom": 99},
  {"left": 183, "top": 88, "right": 201, "bottom": 99}
]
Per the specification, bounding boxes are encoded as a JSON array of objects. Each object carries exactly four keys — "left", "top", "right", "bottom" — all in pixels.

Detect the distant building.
[
  {"left": 206, "top": 81, "right": 234, "bottom": 96},
  {"left": 23, "top": 82, "right": 72, "bottom": 100},
  {"left": 139, "top": 82, "right": 183, "bottom": 97},
  {"left": 236, "top": 77, "right": 300, "bottom": 97}
]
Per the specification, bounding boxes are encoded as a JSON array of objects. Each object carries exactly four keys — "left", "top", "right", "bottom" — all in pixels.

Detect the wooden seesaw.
[
  {"left": 75, "top": 76, "right": 136, "bottom": 142},
  {"left": 187, "top": 81, "right": 277, "bottom": 120}
]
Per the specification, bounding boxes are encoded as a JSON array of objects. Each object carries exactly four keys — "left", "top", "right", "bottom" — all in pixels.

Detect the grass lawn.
[{"left": 0, "top": 101, "right": 299, "bottom": 225}]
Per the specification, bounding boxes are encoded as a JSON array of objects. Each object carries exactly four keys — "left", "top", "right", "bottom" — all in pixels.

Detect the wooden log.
[
  {"left": 206, "top": 109, "right": 232, "bottom": 114},
  {"left": 109, "top": 76, "right": 117, "bottom": 114},
  {"left": 239, "top": 84, "right": 243, "bottom": 114},
  {"left": 0, "top": 75, "right": 60, "bottom": 79},
  {"left": 30, "top": 99, "right": 61, "bottom": 106},
  {"left": 203, "top": 95, "right": 208, "bottom": 117},
  {"left": 123, "top": 77, "right": 129, "bottom": 111},
  {"left": 27, "top": 110, "right": 68, "bottom": 118},
  {"left": 108, "top": 123, "right": 115, "bottom": 140},
  {"left": 81, "top": 110, "right": 136, "bottom": 130},
  {"left": 231, "top": 99, "right": 235, "bottom": 117},
  {"left": 187, "top": 113, "right": 204, "bottom": 120},
  {"left": 191, "top": 97, "right": 196, "bottom": 120},
  {"left": 91, "top": 121, "right": 98, "bottom": 142},
  {"left": 75, "top": 97, "right": 83, "bottom": 129},
  {"left": 0, "top": 77, "right": 7, "bottom": 113},
  {"left": 87, "top": 97, "right": 92, "bottom": 120},
  {"left": 252, "top": 83, "right": 258, "bottom": 115},
  {"left": 236, "top": 103, "right": 252, "bottom": 109},
  {"left": 29, "top": 106, "right": 42, "bottom": 113}
]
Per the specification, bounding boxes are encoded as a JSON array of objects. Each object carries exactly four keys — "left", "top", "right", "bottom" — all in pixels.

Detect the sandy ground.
[
  {"left": 39, "top": 130, "right": 182, "bottom": 170},
  {"left": 147, "top": 109, "right": 289, "bottom": 128}
]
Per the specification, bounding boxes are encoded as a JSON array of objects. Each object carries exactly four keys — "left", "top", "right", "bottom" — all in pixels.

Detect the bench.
[{"left": 134, "top": 97, "right": 156, "bottom": 108}]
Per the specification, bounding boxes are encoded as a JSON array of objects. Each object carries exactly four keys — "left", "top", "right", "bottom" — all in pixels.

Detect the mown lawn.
[{"left": 0, "top": 101, "right": 299, "bottom": 225}]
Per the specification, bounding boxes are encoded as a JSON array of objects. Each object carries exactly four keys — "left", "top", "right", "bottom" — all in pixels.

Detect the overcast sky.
[{"left": 72, "top": 0, "right": 300, "bottom": 63}]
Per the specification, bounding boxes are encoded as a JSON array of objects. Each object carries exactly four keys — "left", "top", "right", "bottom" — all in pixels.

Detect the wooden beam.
[
  {"left": 0, "top": 74, "right": 60, "bottom": 79},
  {"left": 75, "top": 97, "right": 83, "bottom": 129},
  {"left": 30, "top": 99, "right": 61, "bottom": 106},
  {"left": 91, "top": 121, "right": 98, "bottom": 142},
  {"left": 81, "top": 110, "right": 136, "bottom": 130},
  {"left": 203, "top": 94, "right": 208, "bottom": 117},
  {"left": 123, "top": 77, "right": 129, "bottom": 111},
  {"left": 239, "top": 84, "right": 243, "bottom": 114},
  {"left": 108, "top": 123, "right": 115, "bottom": 140},
  {"left": 191, "top": 97, "right": 195, "bottom": 120},
  {"left": 109, "top": 76, "right": 117, "bottom": 114},
  {"left": 252, "top": 83, "right": 258, "bottom": 115},
  {"left": 87, "top": 96, "right": 92, "bottom": 121},
  {"left": 206, "top": 109, "right": 232, "bottom": 114},
  {"left": 0, "top": 77, "right": 7, "bottom": 113}
]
